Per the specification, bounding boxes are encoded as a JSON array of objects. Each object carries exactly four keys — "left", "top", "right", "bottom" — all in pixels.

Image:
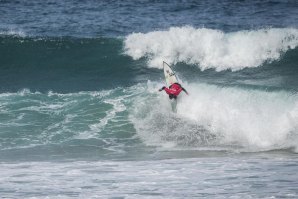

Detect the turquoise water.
[{"left": 1, "top": 0, "right": 298, "bottom": 198}]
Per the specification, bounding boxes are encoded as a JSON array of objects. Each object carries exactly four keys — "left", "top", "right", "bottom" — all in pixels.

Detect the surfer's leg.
[{"left": 169, "top": 94, "right": 175, "bottom": 100}]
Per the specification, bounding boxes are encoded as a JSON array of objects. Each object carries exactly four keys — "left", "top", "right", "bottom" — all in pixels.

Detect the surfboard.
[
  {"left": 163, "top": 61, "right": 179, "bottom": 112},
  {"left": 163, "top": 61, "right": 179, "bottom": 87}
]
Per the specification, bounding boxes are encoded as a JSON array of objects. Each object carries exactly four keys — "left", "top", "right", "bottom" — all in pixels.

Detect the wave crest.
[
  {"left": 124, "top": 27, "right": 298, "bottom": 71},
  {"left": 0, "top": 30, "right": 26, "bottom": 37}
]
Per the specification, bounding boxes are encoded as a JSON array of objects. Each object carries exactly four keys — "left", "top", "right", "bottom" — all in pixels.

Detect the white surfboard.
[
  {"left": 162, "top": 62, "right": 180, "bottom": 112},
  {"left": 163, "top": 61, "right": 179, "bottom": 86}
]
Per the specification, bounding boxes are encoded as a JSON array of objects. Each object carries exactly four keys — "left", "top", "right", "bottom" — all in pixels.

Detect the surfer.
[{"left": 159, "top": 83, "right": 188, "bottom": 99}]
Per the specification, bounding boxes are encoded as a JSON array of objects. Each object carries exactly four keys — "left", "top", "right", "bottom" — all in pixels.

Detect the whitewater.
[
  {"left": 1, "top": 0, "right": 298, "bottom": 198},
  {"left": 1, "top": 82, "right": 298, "bottom": 198},
  {"left": 1, "top": 27, "right": 298, "bottom": 198},
  {"left": 125, "top": 26, "right": 298, "bottom": 71}
]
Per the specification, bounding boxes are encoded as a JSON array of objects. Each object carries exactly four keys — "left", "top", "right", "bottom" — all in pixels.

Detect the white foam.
[
  {"left": 47, "top": 90, "right": 113, "bottom": 99},
  {"left": 178, "top": 83, "right": 298, "bottom": 150},
  {"left": 129, "top": 82, "right": 204, "bottom": 148},
  {"left": 2, "top": 159, "right": 297, "bottom": 198},
  {"left": 130, "top": 82, "right": 298, "bottom": 151},
  {"left": 124, "top": 26, "right": 298, "bottom": 71},
  {"left": 89, "top": 98, "right": 126, "bottom": 133},
  {"left": 0, "top": 29, "right": 26, "bottom": 37}
]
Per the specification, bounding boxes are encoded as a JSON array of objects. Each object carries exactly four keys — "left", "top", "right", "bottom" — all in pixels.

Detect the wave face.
[
  {"left": 2, "top": 1, "right": 298, "bottom": 198},
  {"left": 124, "top": 27, "right": 298, "bottom": 71},
  {"left": 0, "top": 88, "right": 142, "bottom": 161},
  {"left": 1, "top": 83, "right": 298, "bottom": 162},
  {"left": 1, "top": 28, "right": 298, "bottom": 161},
  {"left": 0, "top": 36, "right": 142, "bottom": 92}
]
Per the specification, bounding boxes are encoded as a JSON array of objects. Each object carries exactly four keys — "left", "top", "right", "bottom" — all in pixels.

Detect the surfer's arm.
[
  {"left": 159, "top": 87, "right": 172, "bottom": 95},
  {"left": 182, "top": 87, "right": 189, "bottom": 95},
  {"left": 159, "top": 86, "right": 166, "bottom": 92}
]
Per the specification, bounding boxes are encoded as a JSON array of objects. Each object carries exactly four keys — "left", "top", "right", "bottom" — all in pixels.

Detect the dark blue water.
[
  {"left": 1, "top": 0, "right": 297, "bottom": 37},
  {"left": 1, "top": 1, "right": 298, "bottom": 198}
]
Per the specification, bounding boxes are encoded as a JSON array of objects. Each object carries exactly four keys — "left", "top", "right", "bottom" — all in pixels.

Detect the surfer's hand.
[{"left": 159, "top": 87, "right": 165, "bottom": 91}]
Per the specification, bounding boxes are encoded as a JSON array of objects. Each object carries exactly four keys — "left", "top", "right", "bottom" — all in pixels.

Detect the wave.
[
  {"left": 1, "top": 33, "right": 298, "bottom": 93},
  {"left": 130, "top": 82, "right": 298, "bottom": 152},
  {"left": 0, "top": 88, "right": 136, "bottom": 159},
  {"left": 124, "top": 26, "right": 298, "bottom": 71},
  {"left": 1, "top": 81, "right": 298, "bottom": 160},
  {"left": 0, "top": 36, "right": 143, "bottom": 92},
  {"left": 1, "top": 33, "right": 298, "bottom": 157}
]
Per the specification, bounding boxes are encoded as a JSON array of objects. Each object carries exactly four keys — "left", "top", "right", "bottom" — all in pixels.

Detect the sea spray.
[
  {"left": 1, "top": 1, "right": 298, "bottom": 198},
  {"left": 130, "top": 82, "right": 298, "bottom": 152},
  {"left": 124, "top": 27, "right": 298, "bottom": 71}
]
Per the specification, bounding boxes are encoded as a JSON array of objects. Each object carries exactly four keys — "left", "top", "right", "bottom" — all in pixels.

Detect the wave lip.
[{"left": 124, "top": 26, "right": 298, "bottom": 71}]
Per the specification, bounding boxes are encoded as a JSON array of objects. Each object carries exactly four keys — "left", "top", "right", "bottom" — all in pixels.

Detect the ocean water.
[{"left": 1, "top": 0, "right": 298, "bottom": 198}]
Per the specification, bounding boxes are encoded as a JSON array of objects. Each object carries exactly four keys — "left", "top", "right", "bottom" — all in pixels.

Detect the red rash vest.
[{"left": 164, "top": 83, "right": 183, "bottom": 96}]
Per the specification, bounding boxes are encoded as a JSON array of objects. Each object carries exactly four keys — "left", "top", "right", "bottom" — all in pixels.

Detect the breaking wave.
[
  {"left": 130, "top": 82, "right": 298, "bottom": 152},
  {"left": 124, "top": 26, "right": 298, "bottom": 71}
]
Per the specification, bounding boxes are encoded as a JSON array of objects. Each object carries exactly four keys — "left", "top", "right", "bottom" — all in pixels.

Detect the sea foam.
[
  {"left": 124, "top": 27, "right": 298, "bottom": 71},
  {"left": 178, "top": 83, "right": 298, "bottom": 150},
  {"left": 0, "top": 30, "right": 26, "bottom": 37},
  {"left": 131, "top": 82, "right": 298, "bottom": 152}
]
